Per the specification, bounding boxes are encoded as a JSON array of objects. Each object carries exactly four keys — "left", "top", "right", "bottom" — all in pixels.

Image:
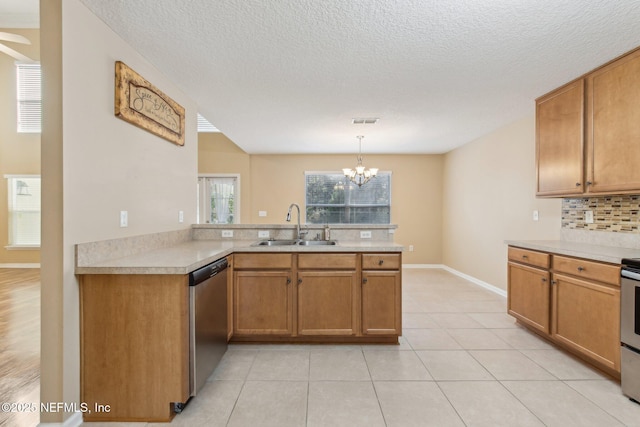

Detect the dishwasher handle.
[{"left": 189, "top": 258, "right": 228, "bottom": 286}]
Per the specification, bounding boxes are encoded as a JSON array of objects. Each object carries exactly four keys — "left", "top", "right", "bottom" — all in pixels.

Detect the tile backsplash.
[{"left": 562, "top": 195, "right": 640, "bottom": 233}]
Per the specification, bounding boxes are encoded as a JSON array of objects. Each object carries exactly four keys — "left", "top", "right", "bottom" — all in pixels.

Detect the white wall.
[
  {"left": 442, "top": 115, "right": 562, "bottom": 291},
  {"left": 41, "top": 0, "right": 198, "bottom": 422}
]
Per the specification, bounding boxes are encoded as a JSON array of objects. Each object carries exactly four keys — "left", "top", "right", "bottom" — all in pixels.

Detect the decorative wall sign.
[{"left": 114, "top": 61, "right": 185, "bottom": 146}]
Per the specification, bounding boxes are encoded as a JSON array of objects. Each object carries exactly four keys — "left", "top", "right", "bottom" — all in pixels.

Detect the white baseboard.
[
  {"left": 402, "top": 263, "right": 446, "bottom": 269},
  {"left": 402, "top": 263, "right": 507, "bottom": 298},
  {"left": 38, "top": 412, "right": 82, "bottom": 427},
  {"left": 0, "top": 263, "right": 40, "bottom": 268}
]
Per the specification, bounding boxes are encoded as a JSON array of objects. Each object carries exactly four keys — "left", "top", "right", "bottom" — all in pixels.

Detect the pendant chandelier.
[{"left": 342, "top": 135, "right": 378, "bottom": 187}]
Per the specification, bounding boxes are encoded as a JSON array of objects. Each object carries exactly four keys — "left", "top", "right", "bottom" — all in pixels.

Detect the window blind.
[
  {"left": 16, "top": 63, "right": 41, "bottom": 133},
  {"left": 197, "top": 113, "right": 220, "bottom": 132}
]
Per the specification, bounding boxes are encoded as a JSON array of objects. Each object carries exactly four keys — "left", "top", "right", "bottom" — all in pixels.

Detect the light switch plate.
[
  {"left": 221, "top": 230, "right": 234, "bottom": 238},
  {"left": 585, "top": 210, "right": 594, "bottom": 224},
  {"left": 120, "top": 210, "right": 128, "bottom": 228},
  {"left": 258, "top": 230, "right": 270, "bottom": 238},
  {"left": 360, "top": 230, "right": 372, "bottom": 239},
  {"left": 258, "top": 211, "right": 267, "bottom": 217},
  {"left": 533, "top": 210, "right": 539, "bottom": 221},
  {"left": 178, "top": 211, "right": 184, "bottom": 223}
]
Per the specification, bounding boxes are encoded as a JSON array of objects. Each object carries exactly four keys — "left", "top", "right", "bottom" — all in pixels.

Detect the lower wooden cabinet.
[
  {"left": 507, "top": 246, "right": 621, "bottom": 376},
  {"left": 234, "top": 271, "right": 293, "bottom": 335},
  {"left": 231, "top": 251, "right": 402, "bottom": 343},
  {"left": 552, "top": 273, "right": 621, "bottom": 372},
  {"left": 297, "top": 271, "right": 357, "bottom": 336},
  {"left": 362, "top": 270, "right": 402, "bottom": 335},
  {"left": 80, "top": 274, "right": 190, "bottom": 422},
  {"left": 507, "top": 262, "right": 551, "bottom": 334}
]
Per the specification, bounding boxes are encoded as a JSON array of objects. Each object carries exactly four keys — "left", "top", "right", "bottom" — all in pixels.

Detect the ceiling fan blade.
[
  {"left": 0, "top": 43, "right": 36, "bottom": 63},
  {"left": 0, "top": 32, "right": 31, "bottom": 45}
]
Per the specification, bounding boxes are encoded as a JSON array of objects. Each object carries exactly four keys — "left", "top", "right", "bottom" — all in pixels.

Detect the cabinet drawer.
[
  {"left": 362, "top": 253, "right": 401, "bottom": 270},
  {"left": 508, "top": 247, "right": 550, "bottom": 269},
  {"left": 553, "top": 255, "right": 620, "bottom": 286},
  {"left": 234, "top": 253, "right": 293, "bottom": 269},
  {"left": 298, "top": 253, "right": 356, "bottom": 270}
]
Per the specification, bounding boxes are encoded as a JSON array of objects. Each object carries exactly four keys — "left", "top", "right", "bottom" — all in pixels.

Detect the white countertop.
[
  {"left": 75, "top": 240, "right": 404, "bottom": 275},
  {"left": 505, "top": 240, "right": 640, "bottom": 264}
]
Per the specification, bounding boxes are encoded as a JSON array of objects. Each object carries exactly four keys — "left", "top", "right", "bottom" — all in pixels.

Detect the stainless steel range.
[{"left": 621, "top": 258, "right": 640, "bottom": 403}]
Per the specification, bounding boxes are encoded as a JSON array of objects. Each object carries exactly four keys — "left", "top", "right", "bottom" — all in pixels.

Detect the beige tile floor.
[{"left": 91, "top": 268, "right": 640, "bottom": 427}]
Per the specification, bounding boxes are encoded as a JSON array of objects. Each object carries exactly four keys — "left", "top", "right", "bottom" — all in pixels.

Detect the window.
[
  {"left": 305, "top": 172, "right": 391, "bottom": 224},
  {"left": 6, "top": 175, "right": 41, "bottom": 247},
  {"left": 197, "top": 175, "right": 239, "bottom": 224},
  {"left": 16, "top": 63, "right": 41, "bottom": 133},
  {"left": 197, "top": 113, "right": 220, "bottom": 132}
]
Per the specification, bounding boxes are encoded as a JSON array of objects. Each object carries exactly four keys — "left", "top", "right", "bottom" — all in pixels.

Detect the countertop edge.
[
  {"left": 76, "top": 241, "right": 404, "bottom": 275},
  {"left": 505, "top": 240, "right": 640, "bottom": 264}
]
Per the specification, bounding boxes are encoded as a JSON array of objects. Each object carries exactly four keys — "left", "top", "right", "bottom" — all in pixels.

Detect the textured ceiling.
[{"left": 59, "top": 2, "right": 640, "bottom": 153}]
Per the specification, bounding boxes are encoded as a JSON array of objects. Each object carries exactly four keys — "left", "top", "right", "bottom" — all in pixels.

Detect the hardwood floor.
[{"left": 0, "top": 268, "right": 40, "bottom": 427}]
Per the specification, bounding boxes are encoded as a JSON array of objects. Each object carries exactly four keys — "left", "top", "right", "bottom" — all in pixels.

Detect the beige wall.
[
  {"left": 198, "top": 132, "right": 252, "bottom": 223},
  {"left": 198, "top": 135, "right": 443, "bottom": 264},
  {"left": 41, "top": 0, "right": 198, "bottom": 422},
  {"left": 0, "top": 28, "right": 40, "bottom": 264},
  {"left": 442, "top": 115, "right": 561, "bottom": 290}
]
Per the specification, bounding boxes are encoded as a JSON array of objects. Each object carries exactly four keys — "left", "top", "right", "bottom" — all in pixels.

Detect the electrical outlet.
[
  {"left": 409, "top": 245, "right": 414, "bottom": 252},
  {"left": 258, "top": 230, "right": 270, "bottom": 238},
  {"left": 178, "top": 211, "right": 184, "bottom": 223},
  {"left": 533, "top": 210, "right": 539, "bottom": 221},
  {"left": 360, "top": 230, "right": 372, "bottom": 239},
  {"left": 120, "top": 210, "right": 128, "bottom": 228},
  {"left": 585, "top": 210, "right": 594, "bottom": 224},
  {"left": 221, "top": 230, "right": 234, "bottom": 238},
  {"left": 258, "top": 211, "right": 267, "bottom": 217}
]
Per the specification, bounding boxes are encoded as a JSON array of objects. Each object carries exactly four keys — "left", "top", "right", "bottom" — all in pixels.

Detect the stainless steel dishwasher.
[{"left": 189, "top": 258, "right": 228, "bottom": 397}]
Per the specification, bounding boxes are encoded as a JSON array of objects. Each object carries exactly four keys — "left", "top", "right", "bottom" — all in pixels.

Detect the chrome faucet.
[{"left": 286, "top": 203, "right": 307, "bottom": 241}]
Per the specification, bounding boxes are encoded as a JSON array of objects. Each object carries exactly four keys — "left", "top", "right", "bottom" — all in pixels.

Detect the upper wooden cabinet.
[
  {"left": 536, "top": 80, "right": 584, "bottom": 196},
  {"left": 536, "top": 46, "right": 640, "bottom": 197},
  {"left": 587, "top": 48, "right": 640, "bottom": 194}
]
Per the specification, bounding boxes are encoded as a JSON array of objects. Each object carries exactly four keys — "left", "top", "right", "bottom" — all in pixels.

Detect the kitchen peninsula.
[{"left": 76, "top": 224, "right": 403, "bottom": 422}]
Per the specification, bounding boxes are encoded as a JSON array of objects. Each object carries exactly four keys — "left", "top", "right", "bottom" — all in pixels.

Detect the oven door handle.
[{"left": 622, "top": 269, "right": 640, "bottom": 281}]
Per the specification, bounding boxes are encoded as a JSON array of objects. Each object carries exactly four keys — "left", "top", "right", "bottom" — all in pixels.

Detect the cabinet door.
[
  {"left": 552, "top": 273, "right": 620, "bottom": 372},
  {"left": 536, "top": 79, "right": 584, "bottom": 196},
  {"left": 587, "top": 48, "right": 640, "bottom": 193},
  {"left": 234, "top": 271, "right": 292, "bottom": 335},
  {"left": 507, "top": 262, "right": 551, "bottom": 334},
  {"left": 362, "top": 271, "right": 401, "bottom": 335},
  {"left": 297, "top": 271, "right": 358, "bottom": 336}
]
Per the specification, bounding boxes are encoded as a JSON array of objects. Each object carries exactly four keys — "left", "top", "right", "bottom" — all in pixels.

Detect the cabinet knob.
[
  {"left": 522, "top": 255, "right": 528, "bottom": 259},
  {"left": 586, "top": 181, "right": 593, "bottom": 186},
  {"left": 363, "top": 278, "right": 368, "bottom": 284},
  {"left": 287, "top": 278, "right": 291, "bottom": 284},
  {"left": 378, "top": 260, "right": 384, "bottom": 265},
  {"left": 541, "top": 278, "right": 547, "bottom": 282},
  {"left": 577, "top": 266, "right": 585, "bottom": 272},
  {"left": 298, "top": 278, "right": 303, "bottom": 284},
  {"left": 551, "top": 280, "right": 557, "bottom": 285},
  {"left": 575, "top": 182, "right": 581, "bottom": 187}
]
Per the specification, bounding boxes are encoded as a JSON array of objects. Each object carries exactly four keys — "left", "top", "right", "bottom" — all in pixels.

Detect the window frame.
[
  {"left": 304, "top": 170, "right": 392, "bottom": 224},
  {"left": 197, "top": 174, "right": 241, "bottom": 224}
]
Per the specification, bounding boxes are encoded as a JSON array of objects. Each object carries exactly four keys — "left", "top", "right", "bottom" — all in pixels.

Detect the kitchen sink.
[
  {"left": 255, "top": 240, "right": 299, "bottom": 246},
  {"left": 297, "top": 240, "right": 337, "bottom": 246},
  {"left": 253, "top": 240, "right": 338, "bottom": 246}
]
